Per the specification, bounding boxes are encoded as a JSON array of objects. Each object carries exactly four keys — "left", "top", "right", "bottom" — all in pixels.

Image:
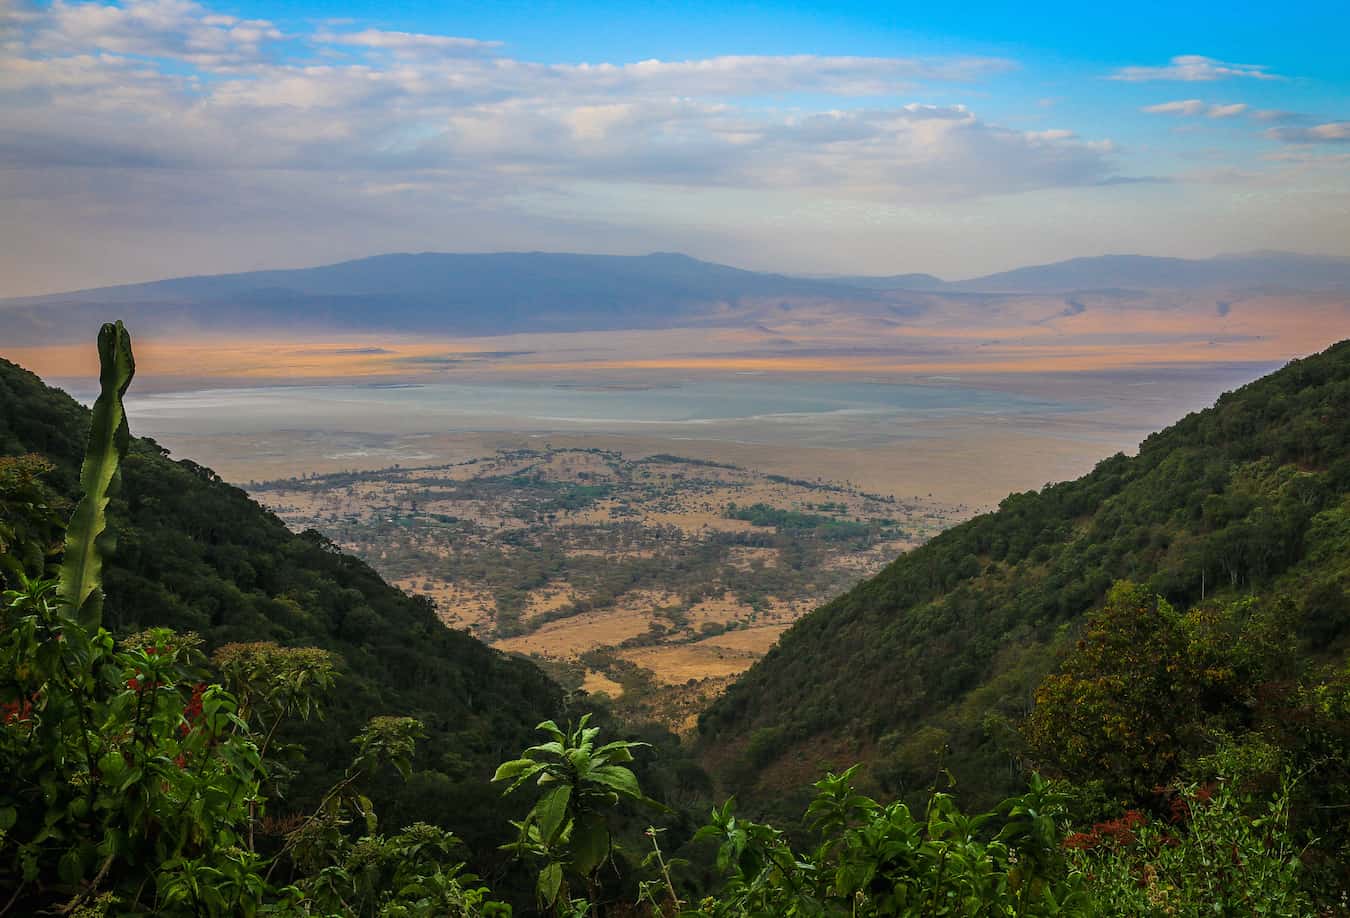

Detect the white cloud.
[
  {"left": 1141, "top": 100, "right": 1250, "bottom": 119},
  {"left": 315, "top": 28, "right": 500, "bottom": 54},
  {"left": 1267, "top": 122, "right": 1350, "bottom": 144},
  {"left": 1142, "top": 99, "right": 1206, "bottom": 115},
  {"left": 546, "top": 54, "right": 1015, "bottom": 97},
  {"left": 28, "top": 0, "right": 282, "bottom": 67},
  {"left": 1110, "top": 55, "right": 1279, "bottom": 82},
  {"left": 1251, "top": 109, "right": 1301, "bottom": 123}
]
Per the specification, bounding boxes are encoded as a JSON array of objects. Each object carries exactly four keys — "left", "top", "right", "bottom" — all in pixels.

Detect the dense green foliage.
[
  {"left": 679, "top": 764, "right": 1319, "bottom": 917},
  {"left": 0, "top": 568, "right": 1323, "bottom": 915},
  {"left": 0, "top": 568, "right": 522, "bottom": 914},
  {"left": 725, "top": 503, "right": 877, "bottom": 545},
  {"left": 0, "top": 353, "right": 564, "bottom": 866},
  {"left": 702, "top": 340, "right": 1350, "bottom": 814}
]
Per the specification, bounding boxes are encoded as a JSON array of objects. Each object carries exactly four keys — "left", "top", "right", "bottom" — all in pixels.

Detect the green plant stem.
[
  {"left": 648, "top": 830, "right": 682, "bottom": 911},
  {"left": 57, "top": 652, "right": 101, "bottom": 799}
]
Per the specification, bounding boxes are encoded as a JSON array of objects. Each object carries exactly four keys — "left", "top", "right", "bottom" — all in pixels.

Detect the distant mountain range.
[
  {"left": 946, "top": 251, "right": 1350, "bottom": 294},
  {"left": 825, "top": 251, "right": 1350, "bottom": 293},
  {"left": 0, "top": 252, "right": 859, "bottom": 343},
  {"left": 2, "top": 250, "right": 1347, "bottom": 343}
]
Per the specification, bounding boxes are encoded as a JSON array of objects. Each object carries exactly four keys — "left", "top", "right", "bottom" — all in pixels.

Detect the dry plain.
[{"left": 252, "top": 445, "right": 951, "bottom": 731}]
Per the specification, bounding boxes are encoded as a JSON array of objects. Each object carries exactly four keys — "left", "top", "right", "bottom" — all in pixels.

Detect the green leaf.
[
  {"left": 567, "top": 747, "right": 592, "bottom": 775},
  {"left": 534, "top": 784, "right": 572, "bottom": 844},
  {"left": 534, "top": 719, "right": 566, "bottom": 742},
  {"left": 58, "top": 847, "right": 85, "bottom": 885},
  {"left": 594, "top": 740, "right": 644, "bottom": 764},
  {"left": 58, "top": 320, "right": 135, "bottom": 629},
  {"left": 493, "top": 758, "right": 539, "bottom": 782},
  {"left": 570, "top": 811, "right": 610, "bottom": 876},
  {"left": 98, "top": 751, "right": 127, "bottom": 784},
  {"left": 537, "top": 860, "right": 563, "bottom": 905},
  {"left": 587, "top": 764, "right": 641, "bottom": 800},
  {"left": 358, "top": 794, "right": 377, "bottom": 833},
  {"left": 525, "top": 741, "right": 566, "bottom": 759}
]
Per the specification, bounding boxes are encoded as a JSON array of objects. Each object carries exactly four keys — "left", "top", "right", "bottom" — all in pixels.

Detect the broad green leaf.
[
  {"left": 494, "top": 758, "right": 543, "bottom": 785},
  {"left": 58, "top": 320, "right": 135, "bottom": 629},
  {"left": 534, "top": 784, "right": 572, "bottom": 843},
  {"left": 537, "top": 860, "right": 563, "bottom": 905},
  {"left": 587, "top": 764, "right": 641, "bottom": 800},
  {"left": 567, "top": 747, "right": 592, "bottom": 775},
  {"left": 58, "top": 847, "right": 85, "bottom": 886},
  {"left": 534, "top": 719, "right": 566, "bottom": 742},
  {"left": 525, "top": 741, "right": 566, "bottom": 759},
  {"left": 595, "top": 739, "right": 646, "bottom": 764},
  {"left": 570, "top": 811, "right": 610, "bottom": 876}
]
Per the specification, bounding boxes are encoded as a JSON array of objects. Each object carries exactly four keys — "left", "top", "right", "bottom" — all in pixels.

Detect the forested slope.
[
  {"left": 701, "top": 340, "right": 1350, "bottom": 807},
  {"left": 0, "top": 357, "right": 563, "bottom": 853}
]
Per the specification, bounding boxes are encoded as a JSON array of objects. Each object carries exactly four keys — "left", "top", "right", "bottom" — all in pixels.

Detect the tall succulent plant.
[{"left": 57, "top": 320, "right": 135, "bottom": 627}]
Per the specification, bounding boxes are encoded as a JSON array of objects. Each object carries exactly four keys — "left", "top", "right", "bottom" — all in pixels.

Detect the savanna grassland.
[{"left": 251, "top": 447, "right": 959, "bottom": 731}]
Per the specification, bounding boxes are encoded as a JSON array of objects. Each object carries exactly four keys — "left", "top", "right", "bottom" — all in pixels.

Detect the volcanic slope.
[{"left": 699, "top": 339, "right": 1350, "bottom": 808}]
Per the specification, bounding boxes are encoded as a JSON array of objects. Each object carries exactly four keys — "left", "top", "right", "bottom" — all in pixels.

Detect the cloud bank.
[
  {"left": 1, "top": 0, "right": 1085, "bottom": 198},
  {"left": 0, "top": 1, "right": 1345, "bottom": 295},
  {"left": 0, "top": 0, "right": 1136, "bottom": 291}
]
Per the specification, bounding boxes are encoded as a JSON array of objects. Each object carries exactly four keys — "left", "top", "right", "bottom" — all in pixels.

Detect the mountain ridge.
[
  {"left": 4, "top": 250, "right": 1347, "bottom": 344},
  {"left": 0, "top": 251, "right": 862, "bottom": 343},
  {"left": 950, "top": 250, "right": 1350, "bottom": 293}
]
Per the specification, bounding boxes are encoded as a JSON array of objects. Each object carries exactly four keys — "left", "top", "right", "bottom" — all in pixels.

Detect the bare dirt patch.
[
  {"left": 494, "top": 607, "right": 653, "bottom": 657},
  {"left": 581, "top": 670, "right": 625, "bottom": 698},
  {"left": 618, "top": 643, "right": 762, "bottom": 685},
  {"left": 699, "top": 625, "right": 792, "bottom": 655}
]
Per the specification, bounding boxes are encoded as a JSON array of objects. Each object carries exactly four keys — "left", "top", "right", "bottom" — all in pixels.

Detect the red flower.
[
  {"left": 180, "top": 683, "right": 207, "bottom": 735},
  {"left": 1169, "top": 795, "right": 1190, "bottom": 824},
  {"left": 1063, "top": 810, "right": 1148, "bottom": 851},
  {"left": 1063, "top": 831, "right": 1099, "bottom": 850}
]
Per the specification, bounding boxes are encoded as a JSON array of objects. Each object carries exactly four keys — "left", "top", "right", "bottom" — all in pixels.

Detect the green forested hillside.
[
  {"left": 701, "top": 340, "right": 1350, "bottom": 808},
  {"left": 0, "top": 356, "right": 564, "bottom": 854}
]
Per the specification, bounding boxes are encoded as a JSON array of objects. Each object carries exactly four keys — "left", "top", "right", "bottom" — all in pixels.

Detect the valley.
[
  {"left": 252, "top": 445, "right": 959, "bottom": 731},
  {"left": 6, "top": 0, "right": 1350, "bottom": 906}
]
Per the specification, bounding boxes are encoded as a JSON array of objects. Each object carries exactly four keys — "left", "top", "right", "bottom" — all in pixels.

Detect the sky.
[{"left": 2, "top": 0, "right": 1348, "bottom": 297}]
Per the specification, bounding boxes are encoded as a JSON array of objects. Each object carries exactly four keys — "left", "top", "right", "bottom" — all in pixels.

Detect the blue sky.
[
  {"left": 218, "top": 1, "right": 1348, "bottom": 70},
  {"left": 1, "top": 0, "right": 1347, "bottom": 295}
]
